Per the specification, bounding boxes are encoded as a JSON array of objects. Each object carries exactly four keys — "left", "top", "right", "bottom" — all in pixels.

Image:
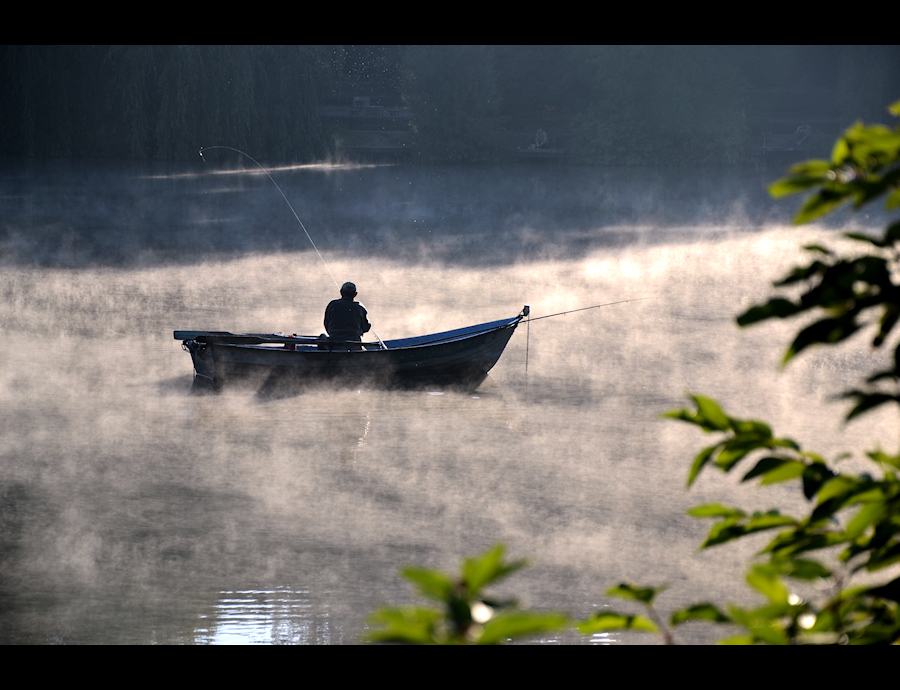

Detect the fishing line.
[
  {"left": 524, "top": 297, "right": 656, "bottom": 323},
  {"left": 199, "top": 146, "right": 339, "bottom": 290},
  {"left": 200, "top": 146, "right": 389, "bottom": 347},
  {"left": 357, "top": 301, "right": 388, "bottom": 350},
  {"left": 521, "top": 297, "right": 655, "bottom": 402},
  {"left": 525, "top": 314, "right": 530, "bottom": 407}
]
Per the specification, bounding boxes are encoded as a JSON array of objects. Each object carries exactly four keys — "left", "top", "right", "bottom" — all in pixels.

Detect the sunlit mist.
[
  {"left": 142, "top": 161, "right": 396, "bottom": 180},
  {"left": 0, "top": 158, "right": 893, "bottom": 645}
]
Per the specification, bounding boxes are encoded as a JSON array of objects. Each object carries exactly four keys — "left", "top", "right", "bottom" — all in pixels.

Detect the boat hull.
[{"left": 181, "top": 316, "right": 521, "bottom": 394}]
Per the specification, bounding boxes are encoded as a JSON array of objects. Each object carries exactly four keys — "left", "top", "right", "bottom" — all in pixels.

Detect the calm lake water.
[{"left": 0, "top": 156, "right": 893, "bottom": 643}]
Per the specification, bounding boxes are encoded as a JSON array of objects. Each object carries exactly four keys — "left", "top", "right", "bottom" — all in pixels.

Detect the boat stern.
[{"left": 182, "top": 339, "right": 218, "bottom": 392}]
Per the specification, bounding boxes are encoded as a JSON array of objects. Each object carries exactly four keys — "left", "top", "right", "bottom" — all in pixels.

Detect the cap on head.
[{"left": 340, "top": 281, "right": 357, "bottom": 297}]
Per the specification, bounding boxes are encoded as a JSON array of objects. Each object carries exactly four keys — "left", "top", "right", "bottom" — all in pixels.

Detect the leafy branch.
[
  {"left": 366, "top": 544, "right": 568, "bottom": 644},
  {"left": 740, "top": 99, "right": 900, "bottom": 420},
  {"left": 578, "top": 582, "right": 729, "bottom": 645},
  {"left": 366, "top": 101, "right": 900, "bottom": 645},
  {"left": 560, "top": 103, "right": 900, "bottom": 645},
  {"left": 587, "top": 103, "right": 900, "bottom": 643}
]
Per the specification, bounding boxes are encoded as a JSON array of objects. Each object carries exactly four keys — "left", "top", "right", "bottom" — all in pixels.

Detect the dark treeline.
[
  {"left": 2, "top": 45, "right": 899, "bottom": 165},
  {"left": 0, "top": 45, "right": 334, "bottom": 162}
]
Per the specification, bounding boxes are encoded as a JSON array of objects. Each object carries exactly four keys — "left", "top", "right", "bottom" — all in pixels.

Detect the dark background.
[{"left": 3, "top": 45, "right": 898, "bottom": 165}]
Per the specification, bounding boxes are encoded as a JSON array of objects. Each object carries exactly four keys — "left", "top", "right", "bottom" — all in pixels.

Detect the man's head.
[{"left": 340, "top": 282, "right": 357, "bottom": 299}]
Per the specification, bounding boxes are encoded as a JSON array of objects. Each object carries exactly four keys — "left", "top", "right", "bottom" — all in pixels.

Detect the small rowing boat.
[{"left": 175, "top": 307, "right": 528, "bottom": 394}]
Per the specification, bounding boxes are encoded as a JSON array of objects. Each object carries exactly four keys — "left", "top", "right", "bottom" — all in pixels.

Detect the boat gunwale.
[{"left": 206, "top": 316, "right": 522, "bottom": 355}]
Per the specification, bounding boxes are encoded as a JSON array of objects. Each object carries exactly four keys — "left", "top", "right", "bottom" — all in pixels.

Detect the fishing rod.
[
  {"left": 199, "top": 145, "right": 339, "bottom": 290},
  {"left": 521, "top": 297, "right": 655, "bottom": 406},
  {"left": 199, "top": 146, "right": 389, "bottom": 348},
  {"left": 524, "top": 297, "right": 656, "bottom": 322}
]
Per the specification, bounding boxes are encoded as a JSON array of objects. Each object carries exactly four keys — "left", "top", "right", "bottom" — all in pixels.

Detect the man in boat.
[{"left": 322, "top": 282, "right": 371, "bottom": 351}]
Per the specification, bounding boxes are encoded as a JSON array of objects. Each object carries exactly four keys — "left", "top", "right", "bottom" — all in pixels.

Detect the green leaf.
[
  {"left": 773, "top": 258, "right": 830, "bottom": 287},
  {"left": 777, "top": 557, "right": 832, "bottom": 580},
  {"left": 763, "top": 528, "right": 847, "bottom": 559},
  {"left": 670, "top": 603, "right": 731, "bottom": 626},
  {"left": 606, "top": 583, "right": 666, "bottom": 604},
  {"left": 687, "top": 444, "right": 719, "bottom": 488},
  {"left": 788, "top": 159, "right": 835, "bottom": 177},
  {"left": 737, "top": 298, "right": 802, "bottom": 326},
  {"left": 578, "top": 612, "right": 659, "bottom": 635},
  {"left": 401, "top": 567, "right": 455, "bottom": 602},
  {"left": 831, "top": 137, "right": 850, "bottom": 164},
  {"left": 802, "top": 462, "right": 837, "bottom": 500},
  {"left": 716, "top": 634, "right": 757, "bottom": 645},
  {"left": 462, "top": 544, "right": 527, "bottom": 594},
  {"left": 867, "top": 449, "right": 900, "bottom": 470},
  {"left": 843, "top": 231, "right": 889, "bottom": 248},
  {"left": 366, "top": 605, "right": 443, "bottom": 644},
  {"left": 692, "top": 394, "right": 731, "bottom": 431},
  {"left": 886, "top": 220, "right": 900, "bottom": 245},
  {"left": 714, "top": 435, "right": 774, "bottom": 472},
  {"left": 749, "top": 624, "right": 791, "bottom": 645},
  {"left": 816, "top": 475, "right": 860, "bottom": 505},
  {"left": 742, "top": 457, "right": 806, "bottom": 484},
  {"left": 860, "top": 544, "right": 900, "bottom": 573},
  {"left": 687, "top": 503, "right": 746, "bottom": 519},
  {"left": 768, "top": 161, "right": 832, "bottom": 198},
  {"left": 844, "top": 501, "right": 887, "bottom": 540},
  {"left": 794, "top": 189, "right": 853, "bottom": 224},
  {"left": 746, "top": 511, "right": 798, "bottom": 531},
  {"left": 700, "top": 519, "right": 745, "bottom": 548},
  {"left": 731, "top": 419, "right": 775, "bottom": 437},
  {"left": 873, "top": 304, "right": 900, "bottom": 346},
  {"left": 784, "top": 316, "right": 861, "bottom": 364},
  {"left": 844, "top": 392, "right": 900, "bottom": 421},
  {"left": 886, "top": 186, "right": 900, "bottom": 211},
  {"left": 477, "top": 611, "right": 569, "bottom": 645},
  {"left": 727, "top": 604, "right": 791, "bottom": 644},
  {"left": 701, "top": 511, "right": 797, "bottom": 549}
]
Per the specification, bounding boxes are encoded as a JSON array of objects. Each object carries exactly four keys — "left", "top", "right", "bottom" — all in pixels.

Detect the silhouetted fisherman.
[{"left": 322, "top": 282, "right": 371, "bottom": 350}]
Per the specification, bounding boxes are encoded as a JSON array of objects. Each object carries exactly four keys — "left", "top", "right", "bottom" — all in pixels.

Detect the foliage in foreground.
[
  {"left": 368, "top": 102, "right": 900, "bottom": 644},
  {"left": 588, "top": 102, "right": 900, "bottom": 645},
  {"left": 590, "top": 101, "right": 900, "bottom": 645},
  {"left": 365, "top": 544, "right": 567, "bottom": 644}
]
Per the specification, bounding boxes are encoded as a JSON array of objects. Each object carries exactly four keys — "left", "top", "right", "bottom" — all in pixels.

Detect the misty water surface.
[{"left": 0, "top": 157, "right": 894, "bottom": 644}]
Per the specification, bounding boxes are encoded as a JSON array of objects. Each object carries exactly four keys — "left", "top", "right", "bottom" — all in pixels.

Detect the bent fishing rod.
[
  {"left": 199, "top": 146, "right": 389, "bottom": 347},
  {"left": 199, "top": 145, "right": 339, "bottom": 290}
]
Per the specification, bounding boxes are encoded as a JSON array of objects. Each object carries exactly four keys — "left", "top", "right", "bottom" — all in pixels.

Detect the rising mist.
[{"left": 1, "top": 157, "right": 895, "bottom": 643}]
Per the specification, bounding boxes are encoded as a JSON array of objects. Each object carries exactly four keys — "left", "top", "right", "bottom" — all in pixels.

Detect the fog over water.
[{"left": 0, "top": 157, "right": 894, "bottom": 644}]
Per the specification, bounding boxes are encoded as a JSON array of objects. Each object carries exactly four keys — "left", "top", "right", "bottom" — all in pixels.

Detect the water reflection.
[
  {"left": 321, "top": 407, "right": 371, "bottom": 463},
  {"left": 589, "top": 633, "right": 617, "bottom": 645},
  {"left": 197, "top": 588, "right": 325, "bottom": 645}
]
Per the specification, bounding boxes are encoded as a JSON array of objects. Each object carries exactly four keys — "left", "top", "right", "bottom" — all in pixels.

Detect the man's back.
[{"left": 324, "top": 297, "right": 371, "bottom": 342}]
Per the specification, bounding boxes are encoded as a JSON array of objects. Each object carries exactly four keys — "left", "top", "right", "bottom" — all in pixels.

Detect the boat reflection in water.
[{"left": 320, "top": 402, "right": 372, "bottom": 463}]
